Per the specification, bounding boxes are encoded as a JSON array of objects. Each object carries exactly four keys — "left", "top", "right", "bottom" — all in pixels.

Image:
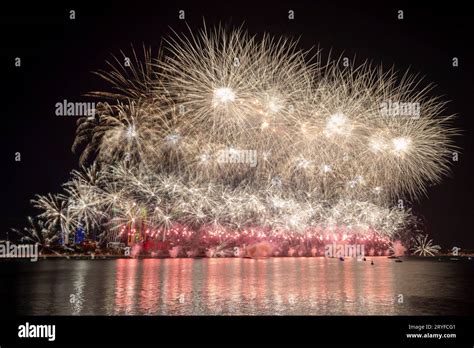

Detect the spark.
[
  {"left": 324, "top": 113, "right": 352, "bottom": 137},
  {"left": 392, "top": 137, "right": 411, "bottom": 155},
  {"left": 212, "top": 87, "right": 236, "bottom": 106},
  {"left": 411, "top": 234, "right": 441, "bottom": 256},
  {"left": 322, "top": 164, "right": 332, "bottom": 173}
]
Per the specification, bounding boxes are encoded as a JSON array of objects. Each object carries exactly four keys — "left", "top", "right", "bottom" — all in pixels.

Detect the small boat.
[
  {"left": 339, "top": 257, "right": 345, "bottom": 261},
  {"left": 370, "top": 260, "right": 374, "bottom": 265},
  {"left": 387, "top": 256, "right": 398, "bottom": 259},
  {"left": 395, "top": 259, "right": 403, "bottom": 263}
]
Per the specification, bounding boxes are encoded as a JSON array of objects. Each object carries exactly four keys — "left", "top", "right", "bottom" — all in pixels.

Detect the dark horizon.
[{"left": 1, "top": 2, "right": 473, "bottom": 248}]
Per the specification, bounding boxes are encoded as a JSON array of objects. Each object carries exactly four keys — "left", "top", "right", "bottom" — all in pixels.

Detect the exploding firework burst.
[
  {"left": 24, "top": 24, "right": 457, "bottom": 253},
  {"left": 411, "top": 234, "right": 442, "bottom": 256}
]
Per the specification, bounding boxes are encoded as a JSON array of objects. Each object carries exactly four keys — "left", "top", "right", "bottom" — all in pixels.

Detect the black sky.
[{"left": 1, "top": 2, "right": 472, "bottom": 247}]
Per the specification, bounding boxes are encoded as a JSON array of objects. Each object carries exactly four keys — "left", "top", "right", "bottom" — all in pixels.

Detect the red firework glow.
[{"left": 116, "top": 223, "right": 392, "bottom": 257}]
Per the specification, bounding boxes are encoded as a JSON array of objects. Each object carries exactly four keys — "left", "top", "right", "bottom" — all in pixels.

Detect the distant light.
[
  {"left": 325, "top": 113, "right": 351, "bottom": 136},
  {"left": 268, "top": 97, "right": 283, "bottom": 113},
  {"left": 126, "top": 125, "right": 137, "bottom": 138},
  {"left": 369, "top": 136, "right": 387, "bottom": 153},
  {"left": 198, "top": 153, "right": 210, "bottom": 163},
  {"left": 322, "top": 164, "right": 332, "bottom": 173},
  {"left": 165, "top": 133, "right": 181, "bottom": 146},
  {"left": 213, "top": 87, "right": 235, "bottom": 105},
  {"left": 392, "top": 137, "right": 411, "bottom": 154}
]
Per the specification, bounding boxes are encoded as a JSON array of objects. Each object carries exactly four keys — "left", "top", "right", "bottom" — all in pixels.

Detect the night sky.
[{"left": 1, "top": 2, "right": 472, "bottom": 248}]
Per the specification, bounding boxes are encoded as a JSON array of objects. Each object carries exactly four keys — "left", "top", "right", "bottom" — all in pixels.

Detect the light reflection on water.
[{"left": 13, "top": 257, "right": 474, "bottom": 315}]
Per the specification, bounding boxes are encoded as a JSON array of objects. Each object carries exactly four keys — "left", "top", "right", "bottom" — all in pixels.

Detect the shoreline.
[{"left": 1, "top": 254, "right": 473, "bottom": 261}]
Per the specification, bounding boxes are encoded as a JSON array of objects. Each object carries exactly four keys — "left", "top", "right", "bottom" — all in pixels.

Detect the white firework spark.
[
  {"left": 31, "top": 193, "right": 76, "bottom": 244},
  {"left": 411, "top": 234, "right": 442, "bottom": 256}
]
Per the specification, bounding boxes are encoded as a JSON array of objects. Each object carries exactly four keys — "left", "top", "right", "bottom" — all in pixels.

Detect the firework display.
[{"left": 26, "top": 25, "right": 456, "bottom": 256}]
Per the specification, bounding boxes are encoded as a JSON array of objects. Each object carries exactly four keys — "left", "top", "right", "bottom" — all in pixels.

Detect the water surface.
[{"left": 4, "top": 257, "right": 474, "bottom": 315}]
